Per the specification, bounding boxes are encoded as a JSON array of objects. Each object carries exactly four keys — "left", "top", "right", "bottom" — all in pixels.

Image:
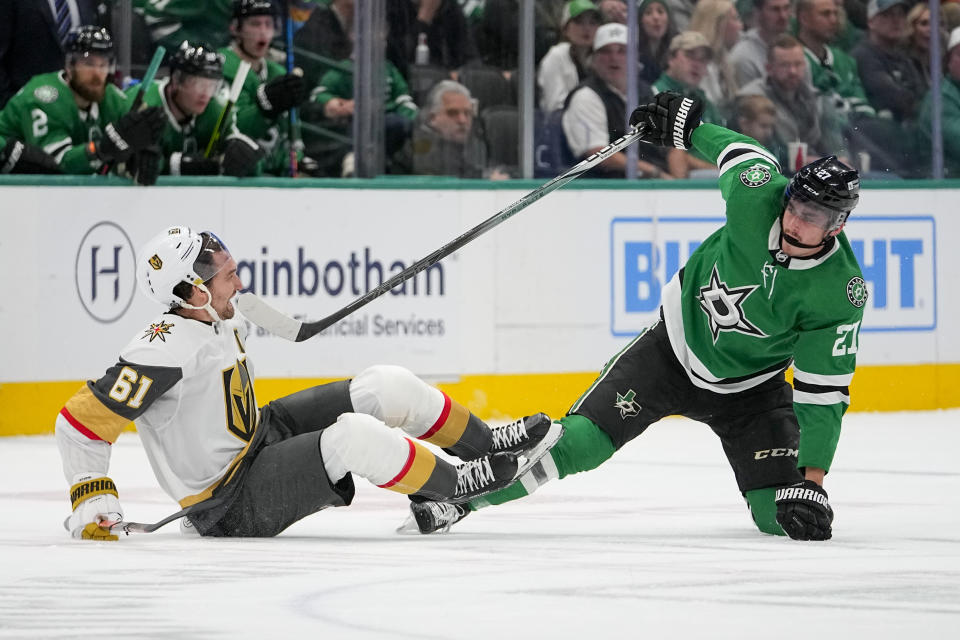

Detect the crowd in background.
[{"left": 2, "top": 0, "right": 959, "bottom": 181}]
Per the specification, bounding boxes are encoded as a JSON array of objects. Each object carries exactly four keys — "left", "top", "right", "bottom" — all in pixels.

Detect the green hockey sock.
[
  {"left": 469, "top": 414, "right": 615, "bottom": 510},
  {"left": 745, "top": 487, "right": 786, "bottom": 536}
]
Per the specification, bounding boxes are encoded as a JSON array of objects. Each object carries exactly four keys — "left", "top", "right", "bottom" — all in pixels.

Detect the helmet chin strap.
[{"left": 178, "top": 284, "right": 223, "bottom": 322}]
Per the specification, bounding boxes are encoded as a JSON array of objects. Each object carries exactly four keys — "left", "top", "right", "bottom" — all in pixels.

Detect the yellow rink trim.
[{"left": 2, "top": 363, "right": 959, "bottom": 437}]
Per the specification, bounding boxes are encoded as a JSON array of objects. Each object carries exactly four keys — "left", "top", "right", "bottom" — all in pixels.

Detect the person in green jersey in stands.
[
  {"left": 0, "top": 26, "right": 164, "bottom": 178},
  {"left": 221, "top": 0, "right": 309, "bottom": 176},
  {"left": 126, "top": 40, "right": 264, "bottom": 177},
  {"left": 404, "top": 91, "right": 865, "bottom": 542}
]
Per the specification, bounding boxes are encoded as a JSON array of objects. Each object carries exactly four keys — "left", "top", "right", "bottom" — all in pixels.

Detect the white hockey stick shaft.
[
  {"left": 204, "top": 60, "right": 251, "bottom": 157},
  {"left": 238, "top": 124, "right": 649, "bottom": 341}
]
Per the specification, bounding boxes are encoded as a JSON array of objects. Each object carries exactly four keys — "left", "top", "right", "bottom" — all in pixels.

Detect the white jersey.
[{"left": 56, "top": 313, "right": 260, "bottom": 507}]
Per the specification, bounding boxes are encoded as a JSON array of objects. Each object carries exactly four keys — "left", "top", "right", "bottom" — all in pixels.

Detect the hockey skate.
[
  {"left": 397, "top": 500, "right": 471, "bottom": 535},
  {"left": 489, "top": 413, "right": 563, "bottom": 477}
]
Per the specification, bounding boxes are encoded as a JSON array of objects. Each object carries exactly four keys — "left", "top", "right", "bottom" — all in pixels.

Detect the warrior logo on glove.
[{"left": 629, "top": 91, "right": 704, "bottom": 150}]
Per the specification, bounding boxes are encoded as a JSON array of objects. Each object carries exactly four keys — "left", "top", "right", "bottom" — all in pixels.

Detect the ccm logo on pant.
[{"left": 754, "top": 448, "right": 798, "bottom": 460}]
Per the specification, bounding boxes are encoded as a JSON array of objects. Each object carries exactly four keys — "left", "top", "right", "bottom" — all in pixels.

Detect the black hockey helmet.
[
  {"left": 64, "top": 26, "right": 114, "bottom": 59},
  {"left": 169, "top": 40, "right": 225, "bottom": 79},
  {"left": 784, "top": 155, "right": 860, "bottom": 233},
  {"left": 233, "top": 0, "right": 277, "bottom": 21}
]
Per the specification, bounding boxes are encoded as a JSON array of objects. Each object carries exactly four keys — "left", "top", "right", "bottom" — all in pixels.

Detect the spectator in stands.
[
  {"left": 223, "top": 0, "right": 309, "bottom": 177},
  {"left": 406, "top": 80, "right": 488, "bottom": 178},
  {"left": 0, "top": 26, "right": 163, "bottom": 178},
  {"left": 653, "top": 31, "right": 725, "bottom": 176},
  {"left": 538, "top": 0, "right": 602, "bottom": 112},
  {"left": 652, "top": 31, "right": 723, "bottom": 124},
  {"left": 562, "top": 23, "right": 667, "bottom": 178},
  {"left": 1, "top": 0, "right": 101, "bottom": 109},
  {"left": 730, "top": 94, "right": 788, "bottom": 163},
  {"left": 729, "top": 0, "right": 792, "bottom": 87},
  {"left": 798, "top": 0, "right": 875, "bottom": 120},
  {"left": 667, "top": 0, "right": 697, "bottom": 31},
  {"left": 738, "top": 34, "right": 847, "bottom": 165},
  {"left": 690, "top": 0, "right": 744, "bottom": 120},
  {"left": 639, "top": 0, "right": 677, "bottom": 85},
  {"left": 916, "top": 27, "right": 960, "bottom": 177},
  {"left": 474, "top": 0, "right": 561, "bottom": 70},
  {"left": 903, "top": 2, "right": 940, "bottom": 91},
  {"left": 598, "top": 0, "right": 629, "bottom": 24},
  {"left": 135, "top": 0, "right": 234, "bottom": 50},
  {"left": 386, "top": 0, "right": 478, "bottom": 79},
  {"left": 292, "top": 0, "right": 354, "bottom": 88},
  {"left": 852, "top": 0, "right": 925, "bottom": 123}
]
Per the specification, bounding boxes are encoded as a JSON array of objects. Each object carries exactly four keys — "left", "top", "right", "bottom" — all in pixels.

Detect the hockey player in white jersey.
[{"left": 57, "top": 226, "right": 561, "bottom": 540}]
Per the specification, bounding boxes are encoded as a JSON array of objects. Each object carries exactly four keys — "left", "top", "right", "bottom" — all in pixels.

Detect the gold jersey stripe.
[
  {"left": 421, "top": 401, "right": 470, "bottom": 449},
  {"left": 382, "top": 440, "right": 437, "bottom": 495},
  {"left": 63, "top": 385, "right": 131, "bottom": 444}
]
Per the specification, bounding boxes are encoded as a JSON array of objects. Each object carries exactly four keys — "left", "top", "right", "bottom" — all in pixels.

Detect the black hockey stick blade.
[{"left": 238, "top": 124, "right": 649, "bottom": 341}]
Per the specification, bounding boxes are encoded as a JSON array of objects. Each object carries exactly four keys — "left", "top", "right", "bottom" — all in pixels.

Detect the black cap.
[
  {"left": 233, "top": 0, "right": 277, "bottom": 21},
  {"left": 785, "top": 155, "right": 860, "bottom": 231}
]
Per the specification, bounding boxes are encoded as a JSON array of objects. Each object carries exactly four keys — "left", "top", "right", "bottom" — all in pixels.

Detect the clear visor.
[
  {"left": 194, "top": 232, "right": 230, "bottom": 282},
  {"left": 786, "top": 198, "right": 843, "bottom": 232},
  {"left": 178, "top": 74, "right": 224, "bottom": 95}
]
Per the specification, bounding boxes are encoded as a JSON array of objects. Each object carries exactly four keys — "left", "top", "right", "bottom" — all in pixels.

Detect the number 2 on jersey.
[
  {"left": 832, "top": 321, "right": 860, "bottom": 356},
  {"left": 108, "top": 366, "right": 154, "bottom": 409}
]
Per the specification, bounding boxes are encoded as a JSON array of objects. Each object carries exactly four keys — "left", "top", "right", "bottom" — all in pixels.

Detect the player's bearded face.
[
  {"left": 204, "top": 254, "right": 243, "bottom": 320},
  {"left": 68, "top": 55, "right": 111, "bottom": 103}
]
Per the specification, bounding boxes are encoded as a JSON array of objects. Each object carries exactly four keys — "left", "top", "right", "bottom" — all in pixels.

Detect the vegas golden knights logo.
[
  {"left": 222, "top": 357, "right": 257, "bottom": 442},
  {"left": 148, "top": 254, "right": 163, "bottom": 270}
]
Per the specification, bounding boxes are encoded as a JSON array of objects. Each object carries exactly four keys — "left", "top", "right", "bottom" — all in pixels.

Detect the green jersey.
[
  {"left": 0, "top": 72, "right": 129, "bottom": 174},
  {"left": 221, "top": 47, "right": 294, "bottom": 176},
  {"left": 804, "top": 45, "right": 875, "bottom": 120},
  {"left": 123, "top": 78, "right": 242, "bottom": 174},
  {"left": 664, "top": 123, "right": 865, "bottom": 471},
  {"left": 315, "top": 61, "right": 418, "bottom": 121},
  {"left": 134, "top": 0, "right": 233, "bottom": 50},
  {"left": 651, "top": 73, "right": 723, "bottom": 126}
]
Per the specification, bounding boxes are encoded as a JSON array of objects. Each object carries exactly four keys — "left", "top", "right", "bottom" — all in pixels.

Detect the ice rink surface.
[{"left": 1, "top": 410, "right": 958, "bottom": 639}]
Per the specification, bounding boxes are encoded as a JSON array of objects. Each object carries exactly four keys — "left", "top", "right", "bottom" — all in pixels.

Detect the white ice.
[{"left": 1, "top": 411, "right": 958, "bottom": 639}]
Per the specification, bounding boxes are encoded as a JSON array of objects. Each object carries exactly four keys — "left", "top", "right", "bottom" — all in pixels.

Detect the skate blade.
[
  {"left": 395, "top": 512, "right": 422, "bottom": 535},
  {"left": 512, "top": 422, "right": 564, "bottom": 479}
]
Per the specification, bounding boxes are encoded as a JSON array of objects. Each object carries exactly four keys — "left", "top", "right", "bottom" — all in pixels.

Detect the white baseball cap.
[
  {"left": 950, "top": 26, "right": 960, "bottom": 53},
  {"left": 593, "top": 23, "right": 628, "bottom": 52}
]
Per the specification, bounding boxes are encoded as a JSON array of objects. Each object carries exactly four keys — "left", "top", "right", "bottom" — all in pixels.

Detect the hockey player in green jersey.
[
  {"left": 404, "top": 91, "right": 865, "bottom": 542},
  {"left": 0, "top": 26, "right": 164, "bottom": 176},
  {"left": 0, "top": 136, "right": 61, "bottom": 174},
  {"left": 221, "top": 0, "right": 309, "bottom": 176},
  {"left": 125, "top": 40, "right": 264, "bottom": 177}
]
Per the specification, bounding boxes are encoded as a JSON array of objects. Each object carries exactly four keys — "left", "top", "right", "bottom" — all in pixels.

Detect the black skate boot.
[
  {"left": 490, "top": 414, "right": 564, "bottom": 480},
  {"left": 397, "top": 500, "right": 471, "bottom": 534},
  {"left": 449, "top": 452, "right": 519, "bottom": 504}
]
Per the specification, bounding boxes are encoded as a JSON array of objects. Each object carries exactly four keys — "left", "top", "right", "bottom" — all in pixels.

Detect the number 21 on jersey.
[{"left": 832, "top": 321, "right": 860, "bottom": 356}]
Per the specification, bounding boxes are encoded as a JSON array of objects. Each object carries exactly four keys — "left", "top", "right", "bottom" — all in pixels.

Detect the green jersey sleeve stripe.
[
  {"left": 793, "top": 390, "right": 850, "bottom": 405},
  {"left": 793, "top": 369, "right": 854, "bottom": 386},
  {"left": 717, "top": 143, "right": 781, "bottom": 175},
  {"left": 43, "top": 138, "right": 72, "bottom": 159}
]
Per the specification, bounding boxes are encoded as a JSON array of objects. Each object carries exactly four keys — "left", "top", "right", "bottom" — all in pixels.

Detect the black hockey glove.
[
  {"left": 0, "top": 138, "right": 61, "bottom": 174},
  {"left": 97, "top": 106, "right": 165, "bottom": 163},
  {"left": 221, "top": 135, "right": 264, "bottom": 177},
  {"left": 173, "top": 152, "right": 221, "bottom": 176},
  {"left": 256, "top": 73, "right": 308, "bottom": 118},
  {"left": 129, "top": 145, "right": 162, "bottom": 186},
  {"left": 629, "top": 91, "right": 703, "bottom": 150},
  {"left": 775, "top": 480, "right": 834, "bottom": 541}
]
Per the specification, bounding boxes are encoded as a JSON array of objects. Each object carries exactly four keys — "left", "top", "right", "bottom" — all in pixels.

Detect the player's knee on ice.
[{"left": 319, "top": 412, "right": 412, "bottom": 486}]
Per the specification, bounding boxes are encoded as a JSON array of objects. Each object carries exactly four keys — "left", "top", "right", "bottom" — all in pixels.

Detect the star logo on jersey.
[
  {"left": 846, "top": 276, "right": 868, "bottom": 308},
  {"left": 614, "top": 389, "right": 641, "bottom": 419},
  {"left": 33, "top": 85, "right": 58, "bottom": 104},
  {"left": 698, "top": 265, "right": 767, "bottom": 343},
  {"left": 143, "top": 321, "right": 174, "bottom": 342},
  {"left": 739, "top": 164, "right": 771, "bottom": 188}
]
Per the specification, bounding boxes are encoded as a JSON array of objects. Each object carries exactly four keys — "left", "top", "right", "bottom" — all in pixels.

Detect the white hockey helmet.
[{"left": 137, "top": 226, "right": 230, "bottom": 307}]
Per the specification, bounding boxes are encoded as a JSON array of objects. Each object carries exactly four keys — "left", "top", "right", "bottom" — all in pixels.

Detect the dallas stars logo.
[
  {"left": 739, "top": 164, "right": 771, "bottom": 188},
  {"left": 143, "top": 321, "right": 174, "bottom": 342},
  {"left": 614, "top": 389, "right": 641, "bottom": 419},
  {"left": 698, "top": 265, "right": 767, "bottom": 343}
]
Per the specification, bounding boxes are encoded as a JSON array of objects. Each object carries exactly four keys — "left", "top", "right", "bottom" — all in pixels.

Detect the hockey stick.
[
  {"left": 284, "top": 4, "right": 301, "bottom": 178},
  {"left": 237, "top": 124, "right": 649, "bottom": 341},
  {"left": 204, "top": 60, "right": 251, "bottom": 158},
  {"left": 62, "top": 497, "right": 225, "bottom": 536},
  {"left": 99, "top": 45, "right": 166, "bottom": 175}
]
